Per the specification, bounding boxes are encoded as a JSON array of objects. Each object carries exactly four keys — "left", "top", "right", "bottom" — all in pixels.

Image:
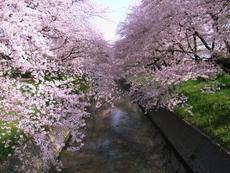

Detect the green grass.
[
  {"left": 0, "top": 120, "right": 19, "bottom": 161},
  {"left": 174, "top": 73, "right": 230, "bottom": 150}
]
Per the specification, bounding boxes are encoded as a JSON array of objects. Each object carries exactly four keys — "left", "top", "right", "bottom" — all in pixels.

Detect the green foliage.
[
  {"left": 0, "top": 120, "right": 19, "bottom": 161},
  {"left": 44, "top": 72, "right": 68, "bottom": 81},
  {"left": 71, "top": 78, "right": 89, "bottom": 94},
  {"left": 129, "top": 72, "right": 160, "bottom": 89},
  {"left": 10, "top": 70, "right": 32, "bottom": 79},
  {"left": 45, "top": 73, "right": 89, "bottom": 94},
  {"left": 174, "top": 73, "right": 230, "bottom": 150}
]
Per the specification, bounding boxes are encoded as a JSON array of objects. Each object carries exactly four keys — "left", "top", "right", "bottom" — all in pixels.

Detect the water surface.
[{"left": 58, "top": 97, "right": 189, "bottom": 173}]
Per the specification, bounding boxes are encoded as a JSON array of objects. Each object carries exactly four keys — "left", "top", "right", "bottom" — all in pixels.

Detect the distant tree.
[{"left": 115, "top": 0, "right": 230, "bottom": 70}]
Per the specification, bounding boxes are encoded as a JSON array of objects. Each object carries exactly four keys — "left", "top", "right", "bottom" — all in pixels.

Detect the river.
[{"left": 56, "top": 97, "right": 191, "bottom": 173}]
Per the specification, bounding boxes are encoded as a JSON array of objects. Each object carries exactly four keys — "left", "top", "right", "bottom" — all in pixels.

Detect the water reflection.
[
  {"left": 111, "top": 110, "right": 125, "bottom": 127},
  {"left": 58, "top": 97, "right": 190, "bottom": 173}
]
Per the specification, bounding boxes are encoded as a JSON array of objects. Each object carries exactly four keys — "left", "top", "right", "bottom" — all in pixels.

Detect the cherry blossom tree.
[
  {"left": 113, "top": 0, "right": 227, "bottom": 109},
  {"left": 0, "top": 0, "right": 112, "bottom": 172},
  {"left": 115, "top": 0, "right": 229, "bottom": 69}
]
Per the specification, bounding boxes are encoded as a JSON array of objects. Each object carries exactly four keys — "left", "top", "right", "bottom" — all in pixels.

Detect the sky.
[{"left": 93, "top": 0, "right": 140, "bottom": 42}]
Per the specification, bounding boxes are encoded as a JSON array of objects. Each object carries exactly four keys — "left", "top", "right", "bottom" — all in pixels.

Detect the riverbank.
[
  {"left": 122, "top": 71, "right": 230, "bottom": 152},
  {"left": 173, "top": 73, "right": 230, "bottom": 150},
  {"left": 0, "top": 72, "right": 90, "bottom": 172},
  {"left": 117, "top": 69, "right": 230, "bottom": 172}
]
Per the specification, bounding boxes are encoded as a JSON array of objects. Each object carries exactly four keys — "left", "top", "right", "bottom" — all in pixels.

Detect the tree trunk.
[
  {"left": 224, "top": 40, "right": 230, "bottom": 53},
  {"left": 194, "top": 31, "right": 212, "bottom": 51}
]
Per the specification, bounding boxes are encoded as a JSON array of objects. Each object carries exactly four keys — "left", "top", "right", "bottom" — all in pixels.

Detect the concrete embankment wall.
[{"left": 146, "top": 108, "right": 230, "bottom": 173}]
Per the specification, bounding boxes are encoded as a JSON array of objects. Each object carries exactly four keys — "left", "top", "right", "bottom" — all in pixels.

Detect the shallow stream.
[{"left": 57, "top": 97, "right": 191, "bottom": 173}]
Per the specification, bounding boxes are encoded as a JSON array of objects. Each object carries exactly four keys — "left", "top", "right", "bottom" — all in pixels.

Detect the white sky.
[{"left": 93, "top": 0, "right": 140, "bottom": 42}]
